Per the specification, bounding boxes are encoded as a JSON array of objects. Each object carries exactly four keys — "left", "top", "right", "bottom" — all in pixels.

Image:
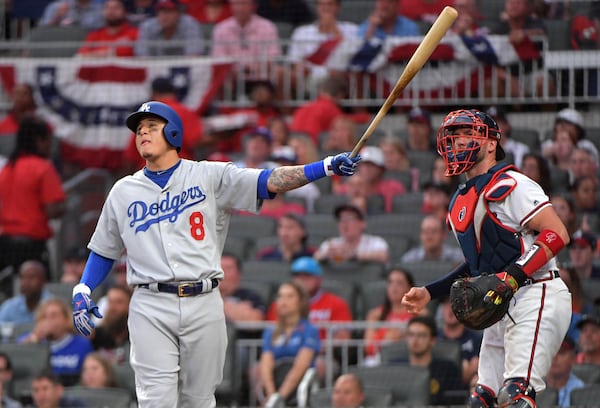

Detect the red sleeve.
[
  {"left": 266, "top": 302, "right": 277, "bottom": 321},
  {"left": 39, "top": 162, "right": 66, "bottom": 204},
  {"left": 328, "top": 294, "right": 353, "bottom": 321},
  {"left": 78, "top": 32, "right": 99, "bottom": 55}
]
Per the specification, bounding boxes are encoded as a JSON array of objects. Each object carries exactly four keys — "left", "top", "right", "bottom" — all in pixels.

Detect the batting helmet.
[
  {"left": 436, "top": 109, "right": 504, "bottom": 176},
  {"left": 126, "top": 101, "right": 183, "bottom": 151}
]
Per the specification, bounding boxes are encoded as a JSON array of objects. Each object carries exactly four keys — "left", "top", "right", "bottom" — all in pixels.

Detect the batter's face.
[{"left": 135, "top": 116, "right": 170, "bottom": 160}]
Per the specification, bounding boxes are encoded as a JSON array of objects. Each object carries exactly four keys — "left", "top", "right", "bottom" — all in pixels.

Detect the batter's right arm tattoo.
[{"left": 267, "top": 165, "right": 310, "bottom": 193}]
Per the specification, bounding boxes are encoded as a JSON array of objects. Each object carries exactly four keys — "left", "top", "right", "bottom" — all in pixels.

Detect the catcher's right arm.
[{"left": 450, "top": 273, "right": 516, "bottom": 330}]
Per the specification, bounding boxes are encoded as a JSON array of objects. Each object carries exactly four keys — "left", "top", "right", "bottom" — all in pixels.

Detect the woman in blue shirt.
[{"left": 258, "top": 281, "right": 320, "bottom": 406}]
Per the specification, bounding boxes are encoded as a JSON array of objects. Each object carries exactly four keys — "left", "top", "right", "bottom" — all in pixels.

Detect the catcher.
[{"left": 402, "top": 109, "right": 572, "bottom": 408}]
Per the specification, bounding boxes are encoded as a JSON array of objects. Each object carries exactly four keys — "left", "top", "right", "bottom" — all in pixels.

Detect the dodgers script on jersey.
[{"left": 88, "top": 159, "right": 263, "bottom": 285}]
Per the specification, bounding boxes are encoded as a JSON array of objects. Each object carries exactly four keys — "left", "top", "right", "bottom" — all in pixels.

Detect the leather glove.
[
  {"left": 484, "top": 264, "right": 527, "bottom": 305},
  {"left": 329, "top": 152, "right": 361, "bottom": 176},
  {"left": 72, "top": 285, "right": 103, "bottom": 337}
]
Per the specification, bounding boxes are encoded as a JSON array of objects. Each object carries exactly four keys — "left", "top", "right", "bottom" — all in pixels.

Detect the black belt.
[
  {"left": 137, "top": 278, "right": 219, "bottom": 297},
  {"left": 524, "top": 270, "right": 559, "bottom": 286}
]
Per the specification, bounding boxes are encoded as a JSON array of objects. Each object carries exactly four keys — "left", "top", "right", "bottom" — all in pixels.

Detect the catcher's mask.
[{"left": 436, "top": 109, "right": 504, "bottom": 176}]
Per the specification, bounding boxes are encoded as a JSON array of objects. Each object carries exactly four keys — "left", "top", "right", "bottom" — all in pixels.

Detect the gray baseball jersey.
[{"left": 88, "top": 159, "right": 263, "bottom": 284}]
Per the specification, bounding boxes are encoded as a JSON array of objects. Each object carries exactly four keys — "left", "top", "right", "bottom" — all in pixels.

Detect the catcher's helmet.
[
  {"left": 126, "top": 101, "right": 183, "bottom": 152},
  {"left": 436, "top": 109, "right": 504, "bottom": 176}
]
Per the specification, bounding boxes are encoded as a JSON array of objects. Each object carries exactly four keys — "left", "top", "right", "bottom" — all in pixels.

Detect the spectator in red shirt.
[
  {"left": 78, "top": 0, "right": 139, "bottom": 57},
  {"left": 334, "top": 146, "right": 406, "bottom": 213},
  {"left": 0, "top": 116, "right": 66, "bottom": 296},
  {"left": 289, "top": 75, "right": 347, "bottom": 144},
  {"left": 182, "top": 0, "right": 232, "bottom": 24},
  {"left": 265, "top": 257, "right": 352, "bottom": 382},
  {"left": 121, "top": 76, "right": 204, "bottom": 173},
  {"left": 0, "top": 83, "right": 39, "bottom": 136},
  {"left": 398, "top": 0, "right": 453, "bottom": 25}
]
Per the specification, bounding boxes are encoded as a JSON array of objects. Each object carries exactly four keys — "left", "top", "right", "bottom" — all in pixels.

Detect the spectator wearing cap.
[
  {"left": 289, "top": 75, "right": 347, "bottom": 144},
  {"left": 543, "top": 108, "right": 599, "bottom": 174},
  {"left": 211, "top": 0, "right": 281, "bottom": 79},
  {"left": 234, "top": 127, "right": 277, "bottom": 169},
  {"left": 401, "top": 215, "right": 464, "bottom": 265},
  {"left": 60, "top": 246, "right": 90, "bottom": 283},
  {"left": 257, "top": 213, "right": 316, "bottom": 261},
  {"left": 335, "top": 146, "right": 406, "bottom": 213},
  {"left": 486, "top": 106, "right": 529, "bottom": 168},
  {"left": 406, "top": 107, "right": 435, "bottom": 152},
  {"left": 568, "top": 230, "right": 600, "bottom": 281},
  {"left": 266, "top": 257, "right": 353, "bottom": 382},
  {"left": 314, "top": 204, "right": 389, "bottom": 264},
  {"left": 40, "top": 0, "right": 104, "bottom": 30},
  {"left": 546, "top": 335, "right": 585, "bottom": 408},
  {"left": 124, "top": 0, "right": 156, "bottom": 27},
  {"left": 181, "top": 0, "right": 232, "bottom": 24},
  {"left": 77, "top": 0, "right": 139, "bottom": 57},
  {"left": 576, "top": 309, "right": 600, "bottom": 364},
  {"left": 270, "top": 147, "right": 321, "bottom": 213},
  {"left": 421, "top": 180, "right": 452, "bottom": 223},
  {"left": 122, "top": 76, "right": 204, "bottom": 173},
  {"left": 135, "top": 0, "right": 205, "bottom": 56}
]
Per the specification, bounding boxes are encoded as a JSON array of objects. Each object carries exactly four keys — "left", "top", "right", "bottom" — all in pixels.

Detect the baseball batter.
[
  {"left": 71, "top": 101, "right": 361, "bottom": 408},
  {"left": 402, "top": 109, "right": 572, "bottom": 408}
]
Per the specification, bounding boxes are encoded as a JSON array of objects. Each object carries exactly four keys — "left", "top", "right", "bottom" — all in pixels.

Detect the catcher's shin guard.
[
  {"left": 497, "top": 377, "right": 536, "bottom": 408},
  {"left": 469, "top": 384, "right": 496, "bottom": 407}
]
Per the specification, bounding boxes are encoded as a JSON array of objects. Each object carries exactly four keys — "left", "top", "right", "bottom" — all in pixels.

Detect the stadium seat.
[
  {"left": 63, "top": 387, "right": 132, "bottom": 408},
  {"left": 45, "top": 282, "right": 75, "bottom": 305},
  {"left": 359, "top": 279, "right": 387, "bottom": 319},
  {"left": 407, "top": 150, "right": 437, "bottom": 184},
  {"left": 0, "top": 134, "right": 16, "bottom": 157},
  {"left": 336, "top": 1, "right": 374, "bottom": 24},
  {"left": 585, "top": 127, "right": 600, "bottom": 152},
  {"left": 228, "top": 215, "right": 277, "bottom": 240},
  {"left": 321, "top": 279, "right": 356, "bottom": 317},
  {"left": 397, "top": 260, "right": 454, "bottom": 286},
  {"left": 216, "top": 323, "right": 240, "bottom": 405},
  {"left": 313, "top": 194, "right": 350, "bottom": 214},
  {"left": 25, "top": 26, "right": 89, "bottom": 58},
  {"left": 309, "top": 386, "right": 393, "bottom": 407},
  {"left": 240, "top": 260, "right": 291, "bottom": 285},
  {"left": 572, "top": 363, "right": 600, "bottom": 384},
  {"left": 112, "top": 362, "right": 136, "bottom": 402},
  {"left": 383, "top": 170, "right": 412, "bottom": 192},
  {"left": 322, "top": 262, "right": 385, "bottom": 287},
  {"left": 347, "top": 364, "right": 430, "bottom": 405},
  {"left": 304, "top": 214, "right": 338, "bottom": 239},
  {"left": 365, "top": 213, "right": 425, "bottom": 238},
  {"left": 238, "top": 279, "right": 275, "bottom": 306},
  {"left": 570, "top": 384, "right": 600, "bottom": 406},
  {"left": 383, "top": 235, "right": 413, "bottom": 263},
  {"left": 511, "top": 128, "right": 541, "bottom": 150},
  {"left": 379, "top": 339, "right": 462, "bottom": 373},
  {"left": 536, "top": 387, "right": 558, "bottom": 407},
  {"left": 391, "top": 192, "right": 424, "bottom": 213},
  {"left": 543, "top": 19, "right": 571, "bottom": 51},
  {"left": 224, "top": 235, "right": 251, "bottom": 261},
  {"left": 1, "top": 343, "right": 50, "bottom": 400}
]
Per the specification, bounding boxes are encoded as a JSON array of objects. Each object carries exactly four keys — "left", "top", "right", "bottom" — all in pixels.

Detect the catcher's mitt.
[{"left": 450, "top": 274, "right": 514, "bottom": 330}]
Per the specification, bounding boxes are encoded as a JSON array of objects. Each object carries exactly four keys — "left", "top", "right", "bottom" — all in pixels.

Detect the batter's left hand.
[
  {"left": 330, "top": 152, "right": 361, "bottom": 176},
  {"left": 73, "top": 292, "right": 103, "bottom": 337}
]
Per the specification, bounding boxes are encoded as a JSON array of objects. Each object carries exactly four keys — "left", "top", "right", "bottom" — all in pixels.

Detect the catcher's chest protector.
[{"left": 448, "top": 163, "right": 522, "bottom": 276}]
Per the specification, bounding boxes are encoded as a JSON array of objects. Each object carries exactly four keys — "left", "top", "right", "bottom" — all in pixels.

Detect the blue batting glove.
[
  {"left": 72, "top": 286, "right": 103, "bottom": 337},
  {"left": 330, "top": 152, "right": 361, "bottom": 176}
]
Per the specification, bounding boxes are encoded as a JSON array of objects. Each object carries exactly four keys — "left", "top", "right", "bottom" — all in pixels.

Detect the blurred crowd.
[{"left": 0, "top": 0, "right": 600, "bottom": 407}]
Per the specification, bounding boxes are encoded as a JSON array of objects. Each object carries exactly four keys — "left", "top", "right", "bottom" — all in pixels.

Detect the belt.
[
  {"left": 524, "top": 270, "right": 559, "bottom": 286},
  {"left": 137, "top": 278, "right": 219, "bottom": 297}
]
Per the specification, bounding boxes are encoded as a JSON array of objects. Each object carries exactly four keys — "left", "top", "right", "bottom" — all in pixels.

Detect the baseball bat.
[{"left": 350, "top": 6, "right": 458, "bottom": 158}]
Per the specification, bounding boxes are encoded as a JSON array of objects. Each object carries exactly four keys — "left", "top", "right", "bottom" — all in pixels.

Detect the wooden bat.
[{"left": 350, "top": 6, "right": 458, "bottom": 158}]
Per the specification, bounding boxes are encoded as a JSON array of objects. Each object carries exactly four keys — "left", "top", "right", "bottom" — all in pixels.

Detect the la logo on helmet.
[{"left": 140, "top": 103, "right": 151, "bottom": 112}]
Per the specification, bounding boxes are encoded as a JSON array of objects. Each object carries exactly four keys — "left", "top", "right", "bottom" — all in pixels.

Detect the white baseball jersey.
[{"left": 88, "top": 159, "right": 263, "bottom": 285}]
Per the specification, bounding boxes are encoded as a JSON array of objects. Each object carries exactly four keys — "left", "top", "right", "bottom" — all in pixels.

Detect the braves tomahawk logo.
[{"left": 128, "top": 187, "right": 207, "bottom": 233}]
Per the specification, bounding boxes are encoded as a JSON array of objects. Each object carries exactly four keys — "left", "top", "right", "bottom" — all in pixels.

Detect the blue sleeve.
[
  {"left": 301, "top": 323, "right": 321, "bottom": 353},
  {"left": 80, "top": 251, "right": 114, "bottom": 292},
  {"left": 262, "top": 326, "right": 274, "bottom": 353},
  {"left": 257, "top": 169, "right": 276, "bottom": 200},
  {"left": 425, "top": 262, "right": 471, "bottom": 299}
]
